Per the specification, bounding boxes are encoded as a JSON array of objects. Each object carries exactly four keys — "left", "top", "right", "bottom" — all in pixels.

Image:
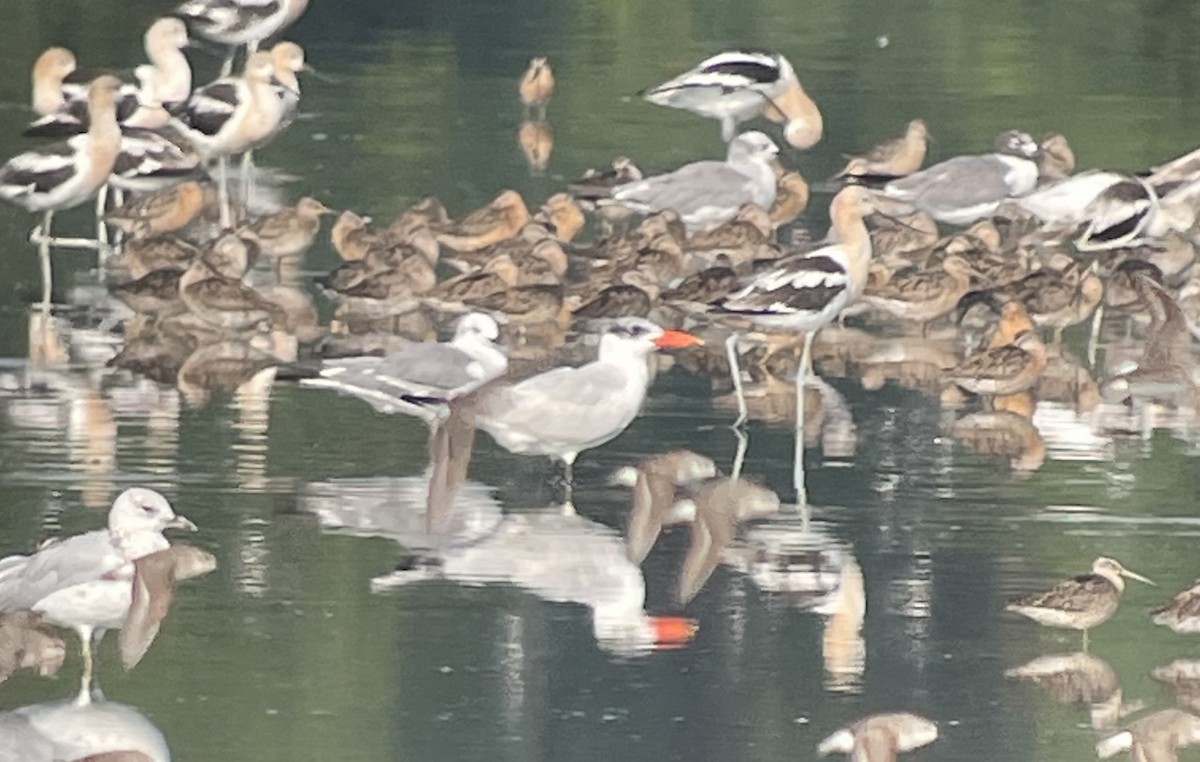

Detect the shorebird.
[
  {"left": 642, "top": 50, "right": 822, "bottom": 148},
  {"left": 0, "top": 612, "right": 66, "bottom": 687},
  {"left": 948, "top": 329, "right": 1047, "bottom": 397},
  {"left": 0, "top": 76, "right": 124, "bottom": 305},
  {"left": 607, "top": 131, "right": 779, "bottom": 232},
  {"left": 716, "top": 186, "right": 873, "bottom": 503},
  {"left": 835, "top": 119, "right": 930, "bottom": 180},
  {"left": 518, "top": 57, "right": 555, "bottom": 117},
  {"left": 178, "top": 0, "right": 311, "bottom": 75},
  {"left": 1151, "top": 579, "right": 1200, "bottom": 634},
  {"left": 818, "top": 713, "right": 939, "bottom": 762},
  {"left": 881, "top": 130, "right": 1041, "bottom": 225},
  {"left": 30, "top": 46, "right": 78, "bottom": 117},
  {"left": 118, "top": 544, "right": 217, "bottom": 669},
  {"left": 1006, "top": 557, "right": 1154, "bottom": 648},
  {"left": 105, "top": 180, "right": 207, "bottom": 238},
  {"left": 0, "top": 488, "right": 196, "bottom": 698},
  {"left": 239, "top": 196, "right": 334, "bottom": 263},
  {"left": 614, "top": 450, "right": 719, "bottom": 564}
]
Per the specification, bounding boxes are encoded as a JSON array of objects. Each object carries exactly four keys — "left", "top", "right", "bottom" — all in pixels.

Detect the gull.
[
  {"left": 0, "top": 487, "right": 196, "bottom": 699},
  {"left": 818, "top": 713, "right": 939, "bottom": 762},
  {"left": 606, "top": 131, "right": 779, "bottom": 232},
  {"left": 642, "top": 49, "right": 822, "bottom": 147},
  {"left": 881, "top": 129, "right": 1041, "bottom": 225},
  {"left": 1006, "top": 556, "right": 1154, "bottom": 649},
  {"left": 301, "top": 312, "right": 508, "bottom": 423}
]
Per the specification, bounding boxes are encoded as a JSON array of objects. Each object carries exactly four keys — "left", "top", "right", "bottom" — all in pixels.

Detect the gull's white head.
[
  {"left": 728, "top": 130, "right": 780, "bottom": 163},
  {"left": 108, "top": 488, "right": 197, "bottom": 552},
  {"left": 455, "top": 312, "right": 501, "bottom": 343}
]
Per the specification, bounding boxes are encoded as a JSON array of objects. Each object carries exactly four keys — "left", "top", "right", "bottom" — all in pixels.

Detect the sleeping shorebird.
[
  {"left": 30, "top": 47, "right": 78, "bottom": 118},
  {"left": 1006, "top": 557, "right": 1154, "bottom": 649},
  {"left": 716, "top": 186, "right": 873, "bottom": 504},
  {"left": 818, "top": 713, "right": 939, "bottom": 762},
  {"left": 178, "top": 0, "right": 311, "bottom": 75},
  {"left": 105, "top": 180, "right": 207, "bottom": 238},
  {"left": 0, "top": 76, "right": 123, "bottom": 305},
  {"left": 518, "top": 57, "right": 555, "bottom": 117},
  {"left": 1096, "top": 709, "right": 1200, "bottom": 762},
  {"left": 1151, "top": 579, "right": 1200, "bottom": 634},
  {"left": 642, "top": 50, "right": 822, "bottom": 148},
  {"left": 948, "top": 329, "right": 1047, "bottom": 397},
  {"left": 174, "top": 51, "right": 286, "bottom": 226},
  {"left": 835, "top": 119, "right": 930, "bottom": 180}
]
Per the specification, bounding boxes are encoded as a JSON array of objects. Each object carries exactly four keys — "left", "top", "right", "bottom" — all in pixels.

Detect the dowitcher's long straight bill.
[
  {"left": 1121, "top": 566, "right": 1155, "bottom": 585},
  {"left": 653, "top": 330, "right": 703, "bottom": 348}
]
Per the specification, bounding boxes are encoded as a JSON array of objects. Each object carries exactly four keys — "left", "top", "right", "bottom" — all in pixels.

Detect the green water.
[{"left": 0, "top": 1, "right": 1199, "bottom": 760}]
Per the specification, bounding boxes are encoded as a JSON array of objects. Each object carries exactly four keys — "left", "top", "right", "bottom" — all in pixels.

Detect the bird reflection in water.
[
  {"left": 0, "top": 698, "right": 170, "bottom": 762},
  {"left": 1152, "top": 660, "right": 1200, "bottom": 714},
  {"left": 818, "top": 712, "right": 938, "bottom": 762},
  {"left": 1097, "top": 709, "right": 1200, "bottom": 762},
  {"left": 517, "top": 120, "right": 553, "bottom": 175},
  {"left": 1006, "top": 652, "right": 1141, "bottom": 728},
  {"left": 0, "top": 611, "right": 66, "bottom": 686}
]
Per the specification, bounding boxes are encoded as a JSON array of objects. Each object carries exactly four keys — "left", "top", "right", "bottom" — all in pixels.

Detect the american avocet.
[
  {"left": 518, "top": 57, "right": 555, "bottom": 118},
  {"left": 835, "top": 119, "right": 930, "bottom": 180},
  {"left": 268, "top": 41, "right": 307, "bottom": 132},
  {"left": 178, "top": 0, "right": 311, "bottom": 75},
  {"left": 642, "top": 50, "right": 821, "bottom": 147},
  {"left": 882, "top": 130, "right": 1041, "bottom": 225},
  {"left": 818, "top": 713, "right": 939, "bottom": 762},
  {"left": 717, "top": 186, "right": 873, "bottom": 503},
  {"left": 0, "top": 488, "right": 196, "bottom": 698},
  {"left": 0, "top": 76, "right": 123, "bottom": 305},
  {"left": 28, "top": 18, "right": 192, "bottom": 137},
  {"left": 470, "top": 319, "right": 701, "bottom": 507},
  {"left": 1007, "top": 557, "right": 1154, "bottom": 649},
  {"left": 607, "top": 131, "right": 779, "bottom": 233},
  {"left": 174, "top": 51, "right": 285, "bottom": 226},
  {"left": 30, "top": 47, "right": 78, "bottom": 117}
]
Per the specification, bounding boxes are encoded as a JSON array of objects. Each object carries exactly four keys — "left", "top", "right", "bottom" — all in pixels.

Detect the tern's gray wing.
[
  {"left": 612, "top": 161, "right": 754, "bottom": 215},
  {"left": 885, "top": 155, "right": 1015, "bottom": 209},
  {"left": 479, "top": 364, "right": 637, "bottom": 445},
  {"left": 0, "top": 531, "right": 123, "bottom": 612}
]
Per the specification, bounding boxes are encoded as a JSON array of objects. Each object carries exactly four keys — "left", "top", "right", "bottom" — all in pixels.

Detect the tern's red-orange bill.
[
  {"left": 649, "top": 615, "right": 699, "bottom": 648},
  {"left": 653, "top": 329, "right": 703, "bottom": 348}
]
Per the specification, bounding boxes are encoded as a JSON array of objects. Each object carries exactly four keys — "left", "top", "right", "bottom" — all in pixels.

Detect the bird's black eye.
[{"left": 141, "top": 504, "right": 156, "bottom": 514}]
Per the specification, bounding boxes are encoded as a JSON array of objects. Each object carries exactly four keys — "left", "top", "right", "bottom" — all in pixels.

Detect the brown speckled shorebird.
[
  {"left": 818, "top": 713, "right": 939, "bottom": 762},
  {"left": 1096, "top": 709, "right": 1200, "bottom": 762},
  {"left": 1006, "top": 557, "right": 1154, "bottom": 649},
  {"left": 518, "top": 57, "right": 555, "bottom": 117},
  {"left": 949, "top": 329, "right": 1047, "bottom": 397},
  {"left": 835, "top": 119, "right": 930, "bottom": 180},
  {"left": 1151, "top": 579, "right": 1200, "bottom": 634}
]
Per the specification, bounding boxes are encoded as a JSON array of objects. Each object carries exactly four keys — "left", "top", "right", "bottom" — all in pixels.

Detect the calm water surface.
[{"left": 1, "top": 1, "right": 1199, "bottom": 761}]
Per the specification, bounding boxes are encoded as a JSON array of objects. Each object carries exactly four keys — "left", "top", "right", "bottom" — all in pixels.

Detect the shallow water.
[{"left": 1, "top": 1, "right": 1200, "bottom": 761}]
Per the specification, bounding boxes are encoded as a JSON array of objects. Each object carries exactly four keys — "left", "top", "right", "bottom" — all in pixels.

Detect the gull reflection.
[
  {"left": 1006, "top": 652, "right": 1141, "bottom": 728},
  {"left": 1097, "top": 709, "right": 1200, "bottom": 762},
  {"left": 0, "top": 699, "right": 170, "bottom": 762}
]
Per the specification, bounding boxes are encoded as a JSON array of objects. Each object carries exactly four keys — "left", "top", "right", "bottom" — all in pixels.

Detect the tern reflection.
[
  {"left": 1097, "top": 709, "right": 1200, "bottom": 762},
  {"left": 301, "top": 475, "right": 693, "bottom": 654},
  {"left": 0, "top": 699, "right": 170, "bottom": 762},
  {"left": 1006, "top": 652, "right": 1141, "bottom": 728}
]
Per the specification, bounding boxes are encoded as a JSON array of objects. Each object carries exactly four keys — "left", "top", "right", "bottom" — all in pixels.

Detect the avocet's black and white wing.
[
  {"left": 177, "top": 0, "right": 292, "bottom": 46},
  {"left": 718, "top": 248, "right": 853, "bottom": 331},
  {"left": 0, "top": 137, "right": 97, "bottom": 212},
  {"left": 642, "top": 50, "right": 794, "bottom": 140},
  {"left": 109, "top": 128, "right": 205, "bottom": 193}
]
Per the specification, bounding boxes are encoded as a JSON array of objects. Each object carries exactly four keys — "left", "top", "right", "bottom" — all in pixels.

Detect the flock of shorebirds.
[{"left": 3, "top": 0, "right": 1200, "bottom": 759}]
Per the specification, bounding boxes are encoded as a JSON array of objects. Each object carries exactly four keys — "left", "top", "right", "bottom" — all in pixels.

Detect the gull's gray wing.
[
  {"left": 0, "top": 532, "right": 123, "bottom": 612},
  {"left": 612, "top": 161, "right": 753, "bottom": 215},
  {"left": 885, "top": 155, "right": 1015, "bottom": 209}
]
